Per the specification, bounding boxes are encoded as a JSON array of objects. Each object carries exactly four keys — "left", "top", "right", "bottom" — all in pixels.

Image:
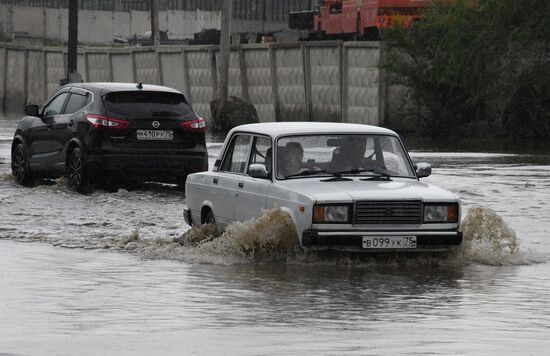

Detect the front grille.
[{"left": 355, "top": 201, "right": 422, "bottom": 225}]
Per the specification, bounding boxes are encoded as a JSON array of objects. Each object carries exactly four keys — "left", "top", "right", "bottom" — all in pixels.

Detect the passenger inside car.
[{"left": 278, "top": 141, "right": 306, "bottom": 177}]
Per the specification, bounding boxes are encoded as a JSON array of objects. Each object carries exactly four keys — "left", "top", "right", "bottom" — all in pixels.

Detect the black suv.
[{"left": 11, "top": 82, "right": 208, "bottom": 192}]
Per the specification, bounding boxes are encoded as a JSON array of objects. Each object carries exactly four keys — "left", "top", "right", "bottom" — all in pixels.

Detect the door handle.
[
  {"left": 68, "top": 120, "right": 75, "bottom": 127},
  {"left": 213, "top": 178, "right": 218, "bottom": 184},
  {"left": 238, "top": 182, "right": 244, "bottom": 188}
]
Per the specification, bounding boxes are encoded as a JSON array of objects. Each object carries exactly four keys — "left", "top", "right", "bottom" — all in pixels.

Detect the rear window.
[{"left": 103, "top": 91, "right": 193, "bottom": 117}]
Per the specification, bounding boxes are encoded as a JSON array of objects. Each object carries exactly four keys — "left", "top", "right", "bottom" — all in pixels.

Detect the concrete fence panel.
[
  {"left": 242, "top": 46, "right": 275, "bottom": 122},
  {"left": 307, "top": 43, "right": 342, "bottom": 122},
  {"left": 272, "top": 44, "right": 307, "bottom": 122},
  {"left": 79, "top": 10, "right": 116, "bottom": 44},
  {"left": 13, "top": 6, "right": 44, "bottom": 37},
  {"left": 158, "top": 48, "right": 186, "bottom": 94},
  {"left": 185, "top": 48, "right": 214, "bottom": 122},
  {"left": 26, "top": 49, "right": 46, "bottom": 105},
  {"left": 134, "top": 49, "right": 160, "bottom": 85},
  {"left": 45, "top": 8, "right": 64, "bottom": 42},
  {"left": 45, "top": 50, "right": 64, "bottom": 94},
  {"left": 111, "top": 50, "right": 133, "bottom": 83},
  {"left": 5, "top": 48, "right": 26, "bottom": 113},
  {"left": 213, "top": 48, "right": 244, "bottom": 100},
  {"left": 344, "top": 43, "right": 381, "bottom": 125},
  {"left": 86, "top": 51, "right": 111, "bottom": 82}
]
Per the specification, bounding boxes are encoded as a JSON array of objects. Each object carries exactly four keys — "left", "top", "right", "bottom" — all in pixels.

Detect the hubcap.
[
  {"left": 12, "top": 147, "right": 26, "bottom": 182},
  {"left": 69, "top": 151, "right": 82, "bottom": 188}
]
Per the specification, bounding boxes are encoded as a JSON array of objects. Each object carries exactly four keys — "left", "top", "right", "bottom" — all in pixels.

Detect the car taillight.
[
  {"left": 180, "top": 117, "right": 206, "bottom": 132},
  {"left": 86, "top": 114, "right": 129, "bottom": 129}
]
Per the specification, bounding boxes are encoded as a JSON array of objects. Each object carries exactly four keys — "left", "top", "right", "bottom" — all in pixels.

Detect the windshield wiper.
[
  {"left": 285, "top": 169, "right": 326, "bottom": 179},
  {"left": 360, "top": 169, "right": 392, "bottom": 181},
  {"left": 320, "top": 168, "right": 365, "bottom": 181}
]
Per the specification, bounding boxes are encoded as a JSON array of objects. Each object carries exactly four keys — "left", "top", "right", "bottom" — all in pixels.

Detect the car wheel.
[
  {"left": 11, "top": 143, "right": 35, "bottom": 187},
  {"left": 68, "top": 147, "right": 92, "bottom": 193},
  {"left": 202, "top": 209, "right": 216, "bottom": 225}
]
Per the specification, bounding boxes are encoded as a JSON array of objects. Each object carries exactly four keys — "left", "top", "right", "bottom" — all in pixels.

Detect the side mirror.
[
  {"left": 249, "top": 163, "right": 270, "bottom": 179},
  {"left": 25, "top": 104, "right": 40, "bottom": 117},
  {"left": 414, "top": 162, "right": 432, "bottom": 178}
]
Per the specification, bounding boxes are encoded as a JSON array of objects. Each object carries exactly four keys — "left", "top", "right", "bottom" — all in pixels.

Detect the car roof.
[
  {"left": 65, "top": 82, "right": 182, "bottom": 94},
  {"left": 229, "top": 122, "right": 398, "bottom": 138}
]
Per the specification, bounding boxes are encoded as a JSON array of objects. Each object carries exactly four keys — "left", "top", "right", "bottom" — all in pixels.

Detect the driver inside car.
[
  {"left": 330, "top": 136, "right": 384, "bottom": 172},
  {"left": 278, "top": 142, "right": 307, "bottom": 177}
]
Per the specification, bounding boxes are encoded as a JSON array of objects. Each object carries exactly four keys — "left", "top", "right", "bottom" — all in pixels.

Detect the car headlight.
[
  {"left": 313, "top": 204, "right": 351, "bottom": 223},
  {"left": 423, "top": 204, "right": 458, "bottom": 223}
]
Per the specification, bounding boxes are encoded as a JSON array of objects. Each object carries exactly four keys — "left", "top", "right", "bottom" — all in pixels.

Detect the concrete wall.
[
  {"left": 0, "top": 5, "right": 221, "bottom": 43},
  {"left": 0, "top": 41, "right": 386, "bottom": 127}
]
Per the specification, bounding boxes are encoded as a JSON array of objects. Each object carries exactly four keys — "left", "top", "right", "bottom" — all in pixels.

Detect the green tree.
[{"left": 383, "top": 0, "right": 550, "bottom": 147}]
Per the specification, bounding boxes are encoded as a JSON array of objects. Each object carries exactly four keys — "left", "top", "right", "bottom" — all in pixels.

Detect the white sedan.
[{"left": 184, "top": 122, "right": 462, "bottom": 252}]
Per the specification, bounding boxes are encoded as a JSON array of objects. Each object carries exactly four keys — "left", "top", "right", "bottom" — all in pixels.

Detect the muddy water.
[{"left": 1, "top": 118, "right": 550, "bottom": 355}]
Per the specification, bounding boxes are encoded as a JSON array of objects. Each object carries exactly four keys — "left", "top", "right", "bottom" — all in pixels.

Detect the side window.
[
  {"left": 63, "top": 93, "right": 88, "bottom": 114},
  {"left": 249, "top": 136, "right": 272, "bottom": 174},
  {"left": 220, "top": 135, "right": 252, "bottom": 174},
  {"left": 43, "top": 92, "right": 69, "bottom": 117}
]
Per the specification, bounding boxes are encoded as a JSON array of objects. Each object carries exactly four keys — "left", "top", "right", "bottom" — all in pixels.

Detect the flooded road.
[{"left": 1, "top": 117, "right": 550, "bottom": 355}]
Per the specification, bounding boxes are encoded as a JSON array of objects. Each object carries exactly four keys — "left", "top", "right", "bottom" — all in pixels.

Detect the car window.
[
  {"left": 43, "top": 92, "right": 69, "bottom": 117},
  {"left": 220, "top": 135, "right": 252, "bottom": 174},
  {"left": 63, "top": 93, "right": 88, "bottom": 114},
  {"left": 103, "top": 91, "right": 193, "bottom": 117},
  {"left": 248, "top": 136, "right": 272, "bottom": 174}
]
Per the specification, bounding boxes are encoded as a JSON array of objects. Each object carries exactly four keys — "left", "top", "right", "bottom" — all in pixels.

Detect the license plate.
[
  {"left": 362, "top": 236, "right": 417, "bottom": 249},
  {"left": 136, "top": 130, "right": 173, "bottom": 141}
]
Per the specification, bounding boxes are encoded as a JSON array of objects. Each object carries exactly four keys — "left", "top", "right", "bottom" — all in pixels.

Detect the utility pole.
[
  {"left": 217, "top": 0, "right": 232, "bottom": 125},
  {"left": 150, "top": 0, "right": 160, "bottom": 46},
  {"left": 66, "top": 0, "right": 81, "bottom": 84}
]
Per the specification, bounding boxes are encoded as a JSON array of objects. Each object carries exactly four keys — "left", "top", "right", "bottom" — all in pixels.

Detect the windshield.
[
  {"left": 276, "top": 134, "right": 415, "bottom": 179},
  {"left": 103, "top": 91, "right": 193, "bottom": 117}
]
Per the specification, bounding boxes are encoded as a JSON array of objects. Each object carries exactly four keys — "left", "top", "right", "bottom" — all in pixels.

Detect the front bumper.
[{"left": 301, "top": 230, "right": 463, "bottom": 252}]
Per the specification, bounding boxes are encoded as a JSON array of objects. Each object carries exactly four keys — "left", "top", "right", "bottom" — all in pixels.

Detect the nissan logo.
[{"left": 152, "top": 121, "right": 160, "bottom": 128}]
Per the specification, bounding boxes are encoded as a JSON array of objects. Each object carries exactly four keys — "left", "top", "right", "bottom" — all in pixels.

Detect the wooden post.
[
  {"left": 216, "top": 0, "right": 232, "bottom": 125},
  {"left": 150, "top": 0, "right": 160, "bottom": 46},
  {"left": 67, "top": 0, "right": 79, "bottom": 82}
]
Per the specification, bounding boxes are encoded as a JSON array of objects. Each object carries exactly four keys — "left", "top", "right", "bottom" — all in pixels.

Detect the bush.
[{"left": 383, "top": 0, "right": 550, "bottom": 147}]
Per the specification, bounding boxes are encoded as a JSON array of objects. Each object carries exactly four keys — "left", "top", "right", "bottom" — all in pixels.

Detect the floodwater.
[{"left": 1, "top": 117, "right": 550, "bottom": 355}]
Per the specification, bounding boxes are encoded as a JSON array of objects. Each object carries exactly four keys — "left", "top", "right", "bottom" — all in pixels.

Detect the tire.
[
  {"left": 68, "top": 147, "right": 92, "bottom": 193},
  {"left": 11, "top": 143, "right": 35, "bottom": 187},
  {"left": 202, "top": 209, "right": 216, "bottom": 225}
]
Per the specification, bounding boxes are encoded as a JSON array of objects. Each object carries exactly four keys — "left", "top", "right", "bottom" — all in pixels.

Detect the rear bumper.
[
  {"left": 87, "top": 151, "right": 208, "bottom": 183},
  {"left": 301, "top": 230, "right": 463, "bottom": 252}
]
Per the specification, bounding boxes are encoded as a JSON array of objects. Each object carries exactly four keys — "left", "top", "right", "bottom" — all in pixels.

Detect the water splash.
[
  {"left": 454, "top": 207, "right": 541, "bottom": 265},
  {"left": 173, "top": 208, "right": 300, "bottom": 264},
  {"left": 0, "top": 172, "right": 13, "bottom": 182}
]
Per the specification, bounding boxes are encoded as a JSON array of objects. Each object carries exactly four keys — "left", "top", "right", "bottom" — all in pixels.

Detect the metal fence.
[{"left": 0, "top": 0, "right": 314, "bottom": 20}]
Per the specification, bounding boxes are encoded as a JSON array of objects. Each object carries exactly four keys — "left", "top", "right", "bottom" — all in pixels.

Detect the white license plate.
[
  {"left": 362, "top": 236, "right": 417, "bottom": 249},
  {"left": 136, "top": 130, "right": 173, "bottom": 141}
]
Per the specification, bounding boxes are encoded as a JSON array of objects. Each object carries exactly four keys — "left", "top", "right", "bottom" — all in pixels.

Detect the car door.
[
  {"left": 28, "top": 90, "right": 70, "bottom": 171},
  {"left": 233, "top": 135, "right": 272, "bottom": 221},
  {"left": 50, "top": 89, "right": 90, "bottom": 173},
  {"left": 213, "top": 133, "right": 253, "bottom": 225}
]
